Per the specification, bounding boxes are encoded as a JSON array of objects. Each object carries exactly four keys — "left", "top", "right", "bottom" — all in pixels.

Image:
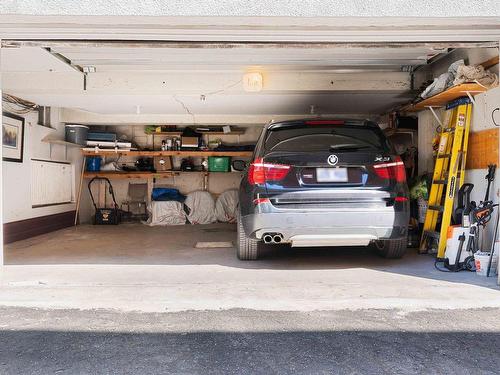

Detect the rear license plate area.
[{"left": 316, "top": 168, "right": 348, "bottom": 182}]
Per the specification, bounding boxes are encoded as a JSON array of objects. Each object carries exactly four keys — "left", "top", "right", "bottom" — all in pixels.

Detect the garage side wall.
[
  {"left": 465, "top": 86, "right": 500, "bottom": 252},
  {"left": 2, "top": 108, "right": 83, "bottom": 242}
]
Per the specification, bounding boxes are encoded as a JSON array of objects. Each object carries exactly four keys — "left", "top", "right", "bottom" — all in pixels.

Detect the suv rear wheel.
[
  {"left": 373, "top": 238, "right": 407, "bottom": 259},
  {"left": 237, "top": 212, "right": 259, "bottom": 260}
]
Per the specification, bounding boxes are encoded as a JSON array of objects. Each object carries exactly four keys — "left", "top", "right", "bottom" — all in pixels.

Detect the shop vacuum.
[
  {"left": 439, "top": 164, "right": 497, "bottom": 272},
  {"left": 88, "top": 177, "right": 121, "bottom": 225}
]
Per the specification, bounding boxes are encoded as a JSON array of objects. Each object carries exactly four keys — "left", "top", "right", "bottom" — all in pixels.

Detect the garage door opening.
[{"left": 1, "top": 38, "right": 498, "bottom": 286}]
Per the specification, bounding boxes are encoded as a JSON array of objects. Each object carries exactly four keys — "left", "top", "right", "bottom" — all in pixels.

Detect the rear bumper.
[{"left": 242, "top": 205, "right": 408, "bottom": 247}]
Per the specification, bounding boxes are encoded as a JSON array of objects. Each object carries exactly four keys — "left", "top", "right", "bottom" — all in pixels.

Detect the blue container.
[{"left": 86, "top": 157, "right": 102, "bottom": 172}]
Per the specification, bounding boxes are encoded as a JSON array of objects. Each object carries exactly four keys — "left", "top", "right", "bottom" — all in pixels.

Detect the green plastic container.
[{"left": 208, "top": 156, "right": 230, "bottom": 172}]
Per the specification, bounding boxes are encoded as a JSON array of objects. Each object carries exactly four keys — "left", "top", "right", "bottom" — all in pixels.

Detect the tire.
[
  {"left": 236, "top": 213, "right": 259, "bottom": 260},
  {"left": 373, "top": 238, "right": 407, "bottom": 259}
]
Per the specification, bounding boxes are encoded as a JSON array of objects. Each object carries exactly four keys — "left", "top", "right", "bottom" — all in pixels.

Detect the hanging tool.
[
  {"left": 420, "top": 98, "right": 473, "bottom": 257},
  {"left": 453, "top": 183, "right": 475, "bottom": 226},
  {"left": 482, "top": 164, "right": 496, "bottom": 204}
]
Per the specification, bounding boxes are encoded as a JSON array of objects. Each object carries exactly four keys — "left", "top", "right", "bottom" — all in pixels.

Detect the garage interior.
[{"left": 1, "top": 18, "right": 499, "bottom": 289}]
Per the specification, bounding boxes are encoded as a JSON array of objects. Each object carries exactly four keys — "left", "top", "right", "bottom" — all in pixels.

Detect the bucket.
[
  {"left": 474, "top": 251, "right": 498, "bottom": 276},
  {"left": 86, "top": 157, "right": 102, "bottom": 172},
  {"left": 417, "top": 197, "right": 428, "bottom": 224}
]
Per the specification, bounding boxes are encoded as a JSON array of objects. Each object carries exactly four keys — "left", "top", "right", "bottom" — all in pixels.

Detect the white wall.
[
  {"left": 417, "top": 109, "right": 442, "bottom": 176},
  {"left": 1, "top": 1, "right": 498, "bottom": 17},
  {"left": 2, "top": 107, "right": 83, "bottom": 223},
  {"left": 464, "top": 87, "right": 500, "bottom": 253}
]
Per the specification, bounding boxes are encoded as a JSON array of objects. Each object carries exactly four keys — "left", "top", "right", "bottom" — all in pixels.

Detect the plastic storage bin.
[
  {"left": 208, "top": 156, "right": 230, "bottom": 172},
  {"left": 86, "top": 157, "right": 102, "bottom": 172},
  {"left": 65, "top": 124, "right": 89, "bottom": 145}
]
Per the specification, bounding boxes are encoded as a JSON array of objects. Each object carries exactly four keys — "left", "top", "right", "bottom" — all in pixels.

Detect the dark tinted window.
[{"left": 265, "top": 125, "right": 390, "bottom": 153}]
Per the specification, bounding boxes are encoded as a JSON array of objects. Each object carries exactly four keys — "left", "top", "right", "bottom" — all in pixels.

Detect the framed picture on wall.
[{"left": 2, "top": 112, "right": 25, "bottom": 163}]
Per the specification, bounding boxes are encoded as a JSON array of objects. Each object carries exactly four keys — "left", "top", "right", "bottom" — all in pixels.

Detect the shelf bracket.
[
  {"left": 461, "top": 90, "right": 483, "bottom": 106},
  {"left": 425, "top": 106, "right": 443, "bottom": 127}
]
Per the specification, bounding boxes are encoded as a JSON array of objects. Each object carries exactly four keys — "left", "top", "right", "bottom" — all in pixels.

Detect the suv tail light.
[
  {"left": 248, "top": 158, "right": 291, "bottom": 185},
  {"left": 373, "top": 157, "right": 406, "bottom": 183}
]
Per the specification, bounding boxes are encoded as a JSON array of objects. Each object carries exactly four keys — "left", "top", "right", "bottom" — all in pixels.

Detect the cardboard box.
[
  {"left": 181, "top": 136, "right": 199, "bottom": 148},
  {"left": 154, "top": 156, "right": 173, "bottom": 172}
]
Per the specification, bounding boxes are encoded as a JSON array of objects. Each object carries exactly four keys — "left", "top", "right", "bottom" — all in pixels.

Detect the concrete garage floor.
[
  {"left": 1, "top": 223, "right": 499, "bottom": 312},
  {"left": 2, "top": 224, "right": 500, "bottom": 374}
]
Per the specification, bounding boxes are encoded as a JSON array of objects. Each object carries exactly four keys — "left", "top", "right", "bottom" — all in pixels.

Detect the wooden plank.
[
  {"left": 195, "top": 241, "right": 234, "bottom": 248},
  {"left": 74, "top": 156, "right": 87, "bottom": 226},
  {"left": 147, "top": 132, "right": 182, "bottom": 137},
  {"left": 82, "top": 150, "right": 253, "bottom": 157},
  {"left": 197, "top": 130, "right": 245, "bottom": 135},
  {"left": 148, "top": 130, "right": 245, "bottom": 136},
  {"left": 83, "top": 171, "right": 240, "bottom": 179},
  {"left": 480, "top": 56, "right": 499, "bottom": 70},
  {"left": 84, "top": 171, "right": 176, "bottom": 179},
  {"left": 466, "top": 128, "right": 499, "bottom": 170},
  {"left": 404, "top": 83, "right": 489, "bottom": 112},
  {"left": 146, "top": 177, "right": 153, "bottom": 206}
]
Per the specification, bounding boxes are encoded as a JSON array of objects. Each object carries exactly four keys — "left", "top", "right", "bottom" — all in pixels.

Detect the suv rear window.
[{"left": 265, "top": 124, "right": 390, "bottom": 153}]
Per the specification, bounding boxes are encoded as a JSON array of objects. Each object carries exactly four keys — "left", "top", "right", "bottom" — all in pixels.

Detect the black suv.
[{"left": 232, "top": 119, "right": 409, "bottom": 260}]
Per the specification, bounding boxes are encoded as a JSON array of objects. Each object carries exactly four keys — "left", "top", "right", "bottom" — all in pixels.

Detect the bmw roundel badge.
[{"left": 327, "top": 154, "right": 339, "bottom": 166}]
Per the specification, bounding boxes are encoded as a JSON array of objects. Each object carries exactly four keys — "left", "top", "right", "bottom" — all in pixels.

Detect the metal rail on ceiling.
[{"left": 2, "top": 40, "right": 499, "bottom": 49}]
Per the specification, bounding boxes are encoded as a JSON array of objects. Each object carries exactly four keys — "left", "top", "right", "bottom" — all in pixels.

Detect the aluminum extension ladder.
[{"left": 419, "top": 98, "right": 472, "bottom": 258}]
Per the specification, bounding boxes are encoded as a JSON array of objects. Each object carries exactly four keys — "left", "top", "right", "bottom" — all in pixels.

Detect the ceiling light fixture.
[
  {"left": 135, "top": 105, "right": 141, "bottom": 114},
  {"left": 243, "top": 72, "right": 263, "bottom": 92}
]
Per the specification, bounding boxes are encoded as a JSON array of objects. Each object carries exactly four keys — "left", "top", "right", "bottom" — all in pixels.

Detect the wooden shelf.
[
  {"left": 403, "top": 83, "right": 489, "bottom": 112},
  {"left": 83, "top": 170, "right": 240, "bottom": 179},
  {"left": 82, "top": 149, "right": 253, "bottom": 157},
  {"left": 42, "top": 138, "right": 83, "bottom": 148},
  {"left": 146, "top": 129, "right": 245, "bottom": 136},
  {"left": 197, "top": 130, "right": 245, "bottom": 135},
  {"left": 147, "top": 132, "right": 182, "bottom": 137},
  {"left": 84, "top": 171, "right": 173, "bottom": 179}
]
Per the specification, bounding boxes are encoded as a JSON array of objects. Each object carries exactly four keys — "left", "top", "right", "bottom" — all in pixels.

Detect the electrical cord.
[
  {"left": 434, "top": 259, "right": 452, "bottom": 272},
  {"left": 492, "top": 108, "right": 499, "bottom": 127},
  {"left": 434, "top": 256, "right": 475, "bottom": 272},
  {"left": 2, "top": 93, "right": 39, "bottom": 114}
]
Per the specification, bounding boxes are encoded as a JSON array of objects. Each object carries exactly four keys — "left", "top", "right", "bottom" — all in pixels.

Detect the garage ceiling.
[
  {"left": 1, "top": 15, "right": 499, "bottom": 122},
  {"left": 1, "top": 45, "right": 424, "bottom": 118}
]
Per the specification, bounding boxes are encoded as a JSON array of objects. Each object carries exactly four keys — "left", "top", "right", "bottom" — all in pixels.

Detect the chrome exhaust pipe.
[
  {"left": 273, "top": 235, "right": 283, "bottom": 243},
  {"left": 263, "top": 234, "right": 273, "bottom": 244}
]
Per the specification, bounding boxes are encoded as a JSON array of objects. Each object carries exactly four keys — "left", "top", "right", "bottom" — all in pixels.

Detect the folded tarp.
[
  {"left": 144, "top": 201, "right": 186, "bottom": 226},
  {"left": 215, "top": 189, "right": 239, "bottom": 223},
  {"left": 185, "top": 191, "right": 217, "bottom": 224}
]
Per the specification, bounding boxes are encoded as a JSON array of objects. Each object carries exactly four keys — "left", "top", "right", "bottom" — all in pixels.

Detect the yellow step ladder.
[{"left": 419, "top": 98, "right": 472, "bottom": 258}]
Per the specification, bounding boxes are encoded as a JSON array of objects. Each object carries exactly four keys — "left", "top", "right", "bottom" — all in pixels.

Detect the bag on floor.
[
  {"left": 215, "top": 189, "right": 239, "bottom": 223},
  {"left": 184, "top": 191, "right": 217, "bottom": 224},
  {"left": 145, "top": 201, "right": 186, "bottom": 226}
]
